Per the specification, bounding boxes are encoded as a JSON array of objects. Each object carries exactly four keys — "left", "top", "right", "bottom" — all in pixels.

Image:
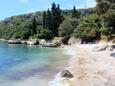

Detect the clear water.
[{"left": 0, "top": 41, "right": 70, "bottom": 86}]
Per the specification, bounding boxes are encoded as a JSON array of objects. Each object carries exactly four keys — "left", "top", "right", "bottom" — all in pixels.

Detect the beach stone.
[{"left": 60, "top": 70, "right": 73, "bottom": 78}]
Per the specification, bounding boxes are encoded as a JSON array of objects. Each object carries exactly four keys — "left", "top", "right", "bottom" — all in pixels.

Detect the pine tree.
[
  {"left": 31, "top": 16, "right": 37, "bottom": 35},
  {"left": 71, "top": 6, "right": 80, "bottom": 18},
  {"left": 43, "top": 11, "right": 46, "bottom": 29},
  {"left": 51, "top": 2, "right": 63, "bottom": 36},
  {"left": 46, "top": 9, "right": 52, "bottom": 31}
]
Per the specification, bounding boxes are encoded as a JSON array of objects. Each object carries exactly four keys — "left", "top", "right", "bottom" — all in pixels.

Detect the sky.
[{"left": 0, "top": 0, "right": 96, "bottom": 20}]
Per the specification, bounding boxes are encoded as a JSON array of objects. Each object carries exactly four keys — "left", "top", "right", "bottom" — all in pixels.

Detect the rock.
[
  {"left": 111, "top": 45, "right": 115, "bottom": 49},
  {"left": 26, "top": 40, "right": 38, "bottom": 45},
  {"left": 8, "top": 39, "right": 21, "bottom": 44},
  {"left": 111, "top": 52, "right": 115, "bottom": 57},
  {"left": 92, "top": 45, "right": 109, "bottom": 51},
  {"left": 40, "top": 42, "right": 58, "bottom": 47},
  {"left": 60, "top": 70, "right": 73, "bottom": 78},
  {"left": 68, "top": 37, "right": 81, "bottom": 45},
  {"left": 39, "top": 39, "right": 47, "bottom": 45},
  {"left": 52, "top": 37, "right": 63, "bottom": 45},
  {"left": 20, "top": 40, "right": 27, "bottom": 44},
  {"left": 40, "top": 39, "right": 61, "bottom": 47},
  {"left": 107, "top": 45, "right": 114, "bottom": 51}
]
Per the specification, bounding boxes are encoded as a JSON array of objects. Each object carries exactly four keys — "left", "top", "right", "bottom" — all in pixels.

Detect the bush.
[
  {"left": 37, "top": 28, "right": 54, "bottom": 40},
  {"left": 74, "top": 15, "right": 101, "bottom": 43},
  {"left": 58, "top": 18, "right": 74, "bottom": 44}
]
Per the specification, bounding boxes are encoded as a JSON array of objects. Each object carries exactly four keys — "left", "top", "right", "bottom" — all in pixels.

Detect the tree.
[
  {"left": 43, "top": 11, "right": 46, "bottom": 29},
  {"left": 71, "top": 6, "right": 80, "bottom": 18},
  {"left": 71, "top": 6, "right": 81, "bottom": 30},
  {"left": 46, "top": 9, "right": 52, "bottom": 31},
  {"left": 74, "top": 15, "right": 101, "bottom": 43},
  {"left": 51, "top": 2, "right": 63, "bottom": 36},
  {"left": 31, "top": 16, "right": 37, "bottom": 35},
  {"left": 59, "top": 18, "right": 73, "bottom": 44},
  {"left": 96, "top": 0, "right": 115, "bottom": 36}
]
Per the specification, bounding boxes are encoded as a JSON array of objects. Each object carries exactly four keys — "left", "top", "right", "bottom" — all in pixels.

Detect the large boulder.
[
  {"left": 68, "top": 37, "right": 81, "bottom": 45},
  {"left": 39, "top": 39, "right": 47, "bottom": 45},
  {"left": 60, "top": 70, "right": 74, "bottom": 78},
  {"left": 52, "top": 37, "right": 63, "bottom": 45},
  {"left": 26, "top": 40, "right": 38, "bottom": 45}
]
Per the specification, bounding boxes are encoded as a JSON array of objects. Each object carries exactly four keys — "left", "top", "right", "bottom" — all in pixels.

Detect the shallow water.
[{"left": 0, "top": 41, "right": 70, "bottom": 86}]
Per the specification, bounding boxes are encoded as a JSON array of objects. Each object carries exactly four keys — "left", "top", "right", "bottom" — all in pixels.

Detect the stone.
[
  {"left": 68, "top": 37, "right": 81, "bottom": 45},
  {"left": 92, "top": 45, "right": 109, "bottom": 51},
  {"left": 60, "top": 70, "right": 74, "bottom": 78},
  {"left": 39, "top": 39, "right": 47, "bottom": 45},
  {"left": 8, "top": 39, "right": 21, "bottom": 44}
]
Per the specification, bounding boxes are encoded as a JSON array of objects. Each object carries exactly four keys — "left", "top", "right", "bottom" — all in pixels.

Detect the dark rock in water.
[{"left": 60, "top": 70, "right": 73, "bottom": 78}]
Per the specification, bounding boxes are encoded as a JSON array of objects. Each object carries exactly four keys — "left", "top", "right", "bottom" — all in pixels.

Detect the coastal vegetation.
[{"left": 0, "top": 0, "right": 114, "bottom": 44}]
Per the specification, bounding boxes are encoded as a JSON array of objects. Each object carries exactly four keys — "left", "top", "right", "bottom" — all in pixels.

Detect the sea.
[{"left": 0, "top": 41, "right": 70, "bottom": 86}]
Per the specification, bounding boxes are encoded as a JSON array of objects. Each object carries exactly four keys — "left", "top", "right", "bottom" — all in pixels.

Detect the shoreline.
[{"left": 50, "top": 44, "right": 115, "bottom": 86}]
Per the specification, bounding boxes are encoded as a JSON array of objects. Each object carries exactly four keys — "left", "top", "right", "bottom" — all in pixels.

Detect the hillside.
[{"left": 0, "top": 1, "right": 114, "bottom": 44}]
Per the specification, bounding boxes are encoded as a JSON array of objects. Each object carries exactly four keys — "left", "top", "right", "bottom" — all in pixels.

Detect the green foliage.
[
  {"left": 100, "top": 26, "right": 109, "bottom": 35},
  {"left": 96, "top": 0, "right": 115, "bottom": 36},
  {"left": 74, "top": 15, "right": 101, "bottom": 43},
  {"left": 96, "top": 1, "right": 109, "bottom": 15},
  {"left": 0, "top": 2, "right": 114, "bottom": 43},
  {"left": 51, "top": 3, "right": 64, "bottom": 36},
  {"left": 72, "top": 6, "right": 80, "bottom": 19},
  {"left": 59, "top": 18, "right": 73, "bottom": 43},
  {"left": 37, "top": 28, "right": 54, "bottom": 40}
]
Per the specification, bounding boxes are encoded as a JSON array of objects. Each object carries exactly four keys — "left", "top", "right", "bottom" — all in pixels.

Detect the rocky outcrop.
[
  {"left": 92, "top": 45, "right": 109, "bottom": 51},
  {"left": 39, "top": 39, "right": 61, "bottom": 47},
  {"left": 52, "top": 37, "right": 63, "bottom": 45},
  {"left": 92, "top": 45, "right": 115, "bottom": 52},
  {"left": 39, "top": 39, "right": 47, "bottom": 45},
  {"left": 26, "top": 40, "right": 38, "bottom": 45},
  {"left": 8, "top": 39, "right": 21, "bottom": 44},
  {"left": 68, "top": 37, "right": 81, "bottom": 45},
  {"left": 41, "top": 43, "right": 59, "bottom": 47}
]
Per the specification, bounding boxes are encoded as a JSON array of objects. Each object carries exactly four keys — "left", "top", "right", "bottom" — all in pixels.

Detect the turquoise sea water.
[{"left": 0, "top": 41, "right": 70, "bottom": 86}]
